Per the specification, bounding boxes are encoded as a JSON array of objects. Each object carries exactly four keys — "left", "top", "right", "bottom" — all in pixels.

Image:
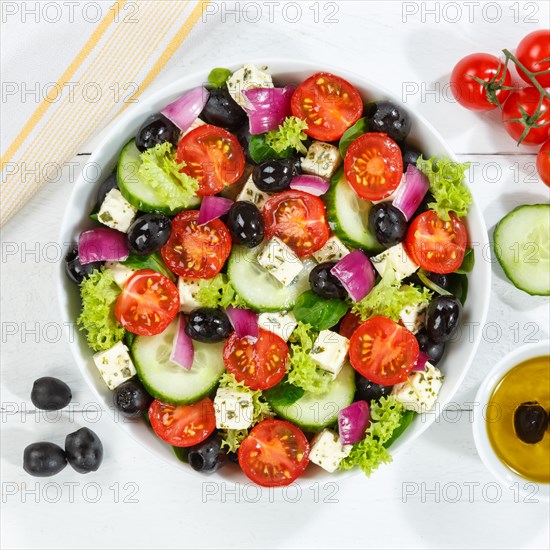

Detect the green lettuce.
[
  {"left": 416, "top": 156, "right": 472, "bottom": 221},
  {"left": 286, "top": 322, "right": 333, "bottom": 395},
  {"left": 266, "top": 116, "right": 308, "bottom": 154},
  {"left": 208, "top": 67, "right": 232, "bottom": 88},
  {"left": 340, "top": 396, "right": 405, "bottom": 476},
  {"left": 138, "top": 142, "right": 199, "bottom": 211},
  {"left": 77, "top": 268, "right": 125, "bottom": 351},
  {"left": 195, "top": 274, "right": 246, "bottom": 309}
]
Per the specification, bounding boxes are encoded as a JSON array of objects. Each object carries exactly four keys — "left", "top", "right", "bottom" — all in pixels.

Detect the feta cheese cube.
[
  {"left": 105, "top": 261, "right": 134, "bottom": 288},
  {"left": 178, "top": 277, "right": 202, "bottom": 313},
  {"left": 181, "top": 117, "right": 206, "bottom": 137},
  {"left": 312, "top": 235, "right": 350, "bottom": 263},
  {"left": 236, "top": 174, "right": 270, "bottom": 209},
  {"left": 98, "top": 189, "right": 137, "bottom": 233},
  {"left": 301, "top": 141, "right": 342, "bottom": 179},
  {"left": 309, "top": 429, "right": 352, "bottom": 473},
  {"left": 92, "top": 341, "right": 136, "bottom": 390},
  {"left": 311, "top": 330, "right": 350, "bottom": 377},
  {"left": 227, "top": 64, "right": 273, "bottom": 108},
  {"left": 257, "top": 237, "right": 303, "bottom": 287},
  {"left": 371, "top": 243, "right": 419, "bottom": 281},
  {"left": 391, "top": 362, "right": 444, "bottom": 413},
  {"left": 258, "top": 311, "right": 298, "bottom": 342},
  {"left": 214, "top": 387, "right": 254, "bottom": 430},
  {"left": 399, "top": 300, "right": 427, "bottom": 334}
]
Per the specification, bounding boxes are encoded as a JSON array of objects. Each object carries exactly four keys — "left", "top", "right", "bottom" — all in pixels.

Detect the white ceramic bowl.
[
  {"left": 473, "top": 340, "right": 550, "bottom": 501},
  {"left": 58, "top": 59, "right": 491, "bottom": 483}
]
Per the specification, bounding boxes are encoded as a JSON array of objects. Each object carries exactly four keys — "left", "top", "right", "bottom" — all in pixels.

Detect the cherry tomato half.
[
  {"left": 405, "top": 211, "right": 467, "bottom": 274},
  {"left": 516, "top": 30, "right": 550, "bottom": 88},
  {"left": 349, "top": 316, "right": 419, "bottom": 386},
  {"left": 115, "top": 270, "right": 179, "bottom": 336},
  {"left": 238, "top": 419, "right": 310, "bottom": 487},
  {"left": 291, "top": 72, "right": 363, "bottom": 141},
  {"left": 537, "top": 139, "right": 550, "bottom": 187},
  {"left": 161, "top": 210, "right": 232, "bottom": 279},
  {"left": 148, "top": 398, "right": 216, "bottom": 447},
  {"left": 176, "top": 124, "right": 245, "bottom": 196}
]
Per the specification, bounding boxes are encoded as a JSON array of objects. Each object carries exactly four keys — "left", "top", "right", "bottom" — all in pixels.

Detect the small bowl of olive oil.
[{"left": 473, "top": 340, "right": 550, "bottom": 501}]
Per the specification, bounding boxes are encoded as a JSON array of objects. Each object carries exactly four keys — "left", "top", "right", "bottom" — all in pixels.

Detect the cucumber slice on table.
[
  {"left": 132, "top": 320, "right": 225, "bottom": 405},
  {"left": 227, "top": 245, "right": 314, "bottom": 312},
  {"left": 267, "top": 363, "right": 355, "bottom": 432},
  {"left": 494, "top": 204, "right": 549, "bottom": 296},
  {"left": 117, "top": 139, "right": 201, "bottom": 214},
  {"left": 325, "top": 169, "right": 383, "bottom": 253}
]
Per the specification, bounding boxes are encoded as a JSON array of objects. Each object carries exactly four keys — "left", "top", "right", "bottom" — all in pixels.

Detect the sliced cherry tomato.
[
  {"left": 262, "top": 190, "right": 329, "bottom": 258},
  {"left": 176, "top": 124, "right": 245, "bottom": 196},
  {"left": 502, "top": 87, "right": 550, "bottom": 146},
  {"left": 148, "top": 398, "right": 216, "bottom": 447},
  {"left": 223, "top": 328, "right": 288, "bottom": 391},
  {"left": 339, "top": 311, "right": 362, "bottom": 340},
  {"left": 450, "top": 53, "right": 512, "bottom": 111},
  {"left": 349, "top": 316, "right": 419, "bottom": 386},
  {"left": 405, "top": 211, "right": 467, "bottom": 274},
  {"left": 537, "top": 139, "right": 550, "bottom": 187},
  {"left": 115, "top": 269, "right": 179, "bottom": 336},
  {"left": 344, "top": 133, "right": 403, "bottom": 201},
  {"left": 161, "top": 210, "right": 231, "bottom": 279},
  {"left": 291, "top": 72, "right": 363, "bottom": 141},
  {"left": 238, "top": 419, "right": 310, "bottom": 487},
  {"left": 516, "top": 30, "right": 550, "bottom": 88}
]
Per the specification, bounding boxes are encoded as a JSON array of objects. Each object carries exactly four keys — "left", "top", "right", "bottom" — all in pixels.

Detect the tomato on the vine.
[
  {"left": 537, "top": 139, "right": 550, "bottom": 187},
  {"left": 516, "top": 30, "right": 550, "bottom": 88}
]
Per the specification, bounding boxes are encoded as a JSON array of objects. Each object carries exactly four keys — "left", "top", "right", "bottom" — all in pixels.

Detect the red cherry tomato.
[
  {"left": 339, "top": 311, "right": 362, "bottom": 340},
  {"left": 537, "top": 139, "right": 550, "bottom": 187},
  {"left": 516, "top": 30, "right": 550, "bottom": 88}
]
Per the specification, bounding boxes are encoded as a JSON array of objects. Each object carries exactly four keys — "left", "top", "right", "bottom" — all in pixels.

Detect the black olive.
[
  {"left": 426, "top": 272, "right": 451, "bottom": 291},
  {"left": 23, "top": 442, "right": 67, "bottom": 477},
  {"left": 309, "top": 262, "right": 347, "bottom": 300},
  {"left": 226, "top": 201, "right": 265, "bottom": 247},
  {"left": 64, "top": 244, "right": 102, "bottom": 284},
  {"left": 411, "top": 191, "right": 435, "bottom": 220},
  {"left": 253, "top": 159, "right": 295, "bottom": 192},
  {"left": 127, "top": 213, "right": 172, "bottom": 256},
  {"left": 234, "top": 125, "right": 254, "bottom": 164},
  {"left": 135, "top": 113, "right": 180, "bottom": 152},
  {"left": 186, "top": 308, "right": 233, "bottom": 343},
  {"left": 187, "top": 435, "right": 227, "bottom": 473},
  {"left": 426, "top": 296, "right": 462, "bottom": 343},
  {"left": 400, "top": 143, "right": 423, "bottom": 172},
  {"left": 514, "top": 402, "right": 549, "bottom": 444},
  {"left": 368, "top": 203, "right": 408, "bottom": 247},
  {"left": 365, "top": 100, "right": 412, "bottom": 142},
  {"left": 355, "top": 376, "right": 393, "bottom": 404},
  {"left": 31, "top": 377, "right": 72, "bottom": 411},
  {"left": 113, "top": 377, "right": 153, "bottom": 418},
  {"left": 65, "top": 428, "right": 103, "bottom": 474},
  {"left": 201, "top": 87, "right": 247, "bottom": 129},
  {"left": 93, "top": 173, "right": 118, "bottom": 211},
  {"left": 415, "top": 330, "right": 445, "bottom": 365}
]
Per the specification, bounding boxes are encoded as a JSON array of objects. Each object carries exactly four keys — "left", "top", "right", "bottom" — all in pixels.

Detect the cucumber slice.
[
  {"left": 494, "top": 204, "right": 550, "bottom": 296},
  {"left": 267, "top": 363, "right": 355, "bottom": 432},
  {"left": 132, "top": 320, "right": 225, "bottom": 404},
  {"left": 325, "top": 170, "right": 383, "bottom": 252},
  {"left": 227, "top": 245, "right": 314, "bottom": 312},
  {"left": 117, "top": 139, "right": 201, "bottom": 214}
]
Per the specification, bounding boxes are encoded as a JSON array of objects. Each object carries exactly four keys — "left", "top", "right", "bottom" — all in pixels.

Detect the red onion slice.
[
  {"left": 338, "top": 400, "right": 371, "bottom": 445},
  {"left": 170, "top": 315, "right": 195, "bottom": 370},
  {"left": 242, "top": 86, "right": 293, "bottom": 135},
  {"left": 290, "top": 175, "right": 330, "bottom": 196},
  {"left": 413, "top": 351, "right": 431, "bottom": 371},
  {"left": 226, "top": 306, "right": 258, "bottom": 339},
  {"left": 392, "top": 165, "right": 430, "bottom": 221},
  {"left": 331, "top": 250, "right": 376, "bottom": 302},
  {"left": 78, "top": 228, "right": 129, "bottom": 265},
  {"left": 198, "top": 196, "right": 234, "bottom": 226},
  {"left": 160, "top": 86, "right": 209, "bottom": 132}
]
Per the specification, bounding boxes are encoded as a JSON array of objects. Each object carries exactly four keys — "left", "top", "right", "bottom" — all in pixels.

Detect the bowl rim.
[
  {"left": 472, "top": 339, "right": 550, "bottom": 501},
  {"left": 57, "top": 57, "right": 492, "bottom": 484}
]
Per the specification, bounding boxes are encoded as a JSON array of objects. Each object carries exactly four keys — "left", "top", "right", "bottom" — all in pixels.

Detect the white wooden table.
[{"left": 2, "top": 2, "right": 549, "bottom": 548}]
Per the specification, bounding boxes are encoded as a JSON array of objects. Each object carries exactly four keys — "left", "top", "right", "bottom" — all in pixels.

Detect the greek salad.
[{"left": 66, "top": 64, "right": 475, "bottom": 487}]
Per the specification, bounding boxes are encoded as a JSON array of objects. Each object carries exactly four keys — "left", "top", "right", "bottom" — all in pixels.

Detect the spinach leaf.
[
  {"left": 293, "top": 290, "right": 349, "bottom": 331},
  {"left": 455, "top": 248, "right": 475, "bottom": 274},
  {"left": 172, "top": 446, "right": 189, "bottom": 463},
  {"left": 249, "top": 134, "right": 293, "bottom": 164},
  {"left": 448, "top": 273, "right": 468, "bottom": 305},
  {"left": 207, "top": 68, "right": 232, "bottom": 89},
  {"left": 263, "top": 377, "right": 305, "bottom": 407},
  {"left": 384, "top": 410, "right": 414, "bottom": 449},
  {"left": 339, "top": 117, "right": 367, "bottom": 157},
  {"left": 120, "top": 252, "right": 175, "bottom": 281}
]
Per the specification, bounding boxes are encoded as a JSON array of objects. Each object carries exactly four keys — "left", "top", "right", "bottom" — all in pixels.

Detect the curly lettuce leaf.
[
  {"left": 416, "top": 156, "right": 472, "bottom": 221},
  {"left": 77, "top": 268, "right": 125, "bottom": 351},
  {"left": 286, "top": 322, "right": 333, "bottom": 395},
  {"left": 340, "top": 396, "right": 405, "bottom": 476},
  {"left": 138, "top": 142, "right": 199, "bottom": 210},
  {"left": 195, "top": 274, "right": 247, "bottom": 309},
  {"left": 218, "top": 373, "right": 273, "bottom": 452},
  {"left": 266, "top": 116, "right": 308, "bottom": 154}
]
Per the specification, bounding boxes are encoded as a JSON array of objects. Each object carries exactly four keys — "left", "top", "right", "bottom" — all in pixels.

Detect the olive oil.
[{"left": 486, "top": 355, "right": 550, "bottom": 483}]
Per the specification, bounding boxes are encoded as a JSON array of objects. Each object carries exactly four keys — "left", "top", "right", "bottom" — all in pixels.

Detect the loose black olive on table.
[
  {"left": 186, "top": 308, "right": 233, "bottom": 343},
  {"left": 65, "top": 427, "right": 104, "bottom": 474},
  {"left": 23, "top": 442, "right": 67, "bottom": 477},
  {"left": 400, "top": 143, "right": 423, "bottom": 171},
  {"left": 253, "top": 159, "right": 295, "bottom": 192},
  {"left": 415, "top": 330, "right": 445, "bottom": 365},
  {"left": 127, "top": 213, "right": 172, "bottom": 256},
  {"left": 309, "top": 262, "right": 347, "bottom": 300},
  {"left": 368, "top": 203, "right": 408, "bottom": 247},
  {"left": 187, "top": 435, "right": 227, "bottom": 473},
  {"left": 514, "top": 402, "right": 549, "bottom": 444},
  {"left": 425, "top": 295, "right": 463, "bottom": 343},
  {"left": 113, "top": 377, "right": 153, "bottom": 418},
  {"left": 355, "top": 376, "right": 393, "bottom": 404},
  {"left": 364, "top": 100, "right": 412, "bottom": 143},
  {"left": 31, "top": 377, "right": 72, "bottom": 411},
  {"left": 135, "top": 113, "right": 180, "bottom": 152},
  {"left": 226, "top": 201, "right": 265, "bottom": 247},
  {"left": 64, "top": 244, "right": 102, "bottom": 284},
  {"left": 200, "top": 87, "right": 247, "bottom": 129}
]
